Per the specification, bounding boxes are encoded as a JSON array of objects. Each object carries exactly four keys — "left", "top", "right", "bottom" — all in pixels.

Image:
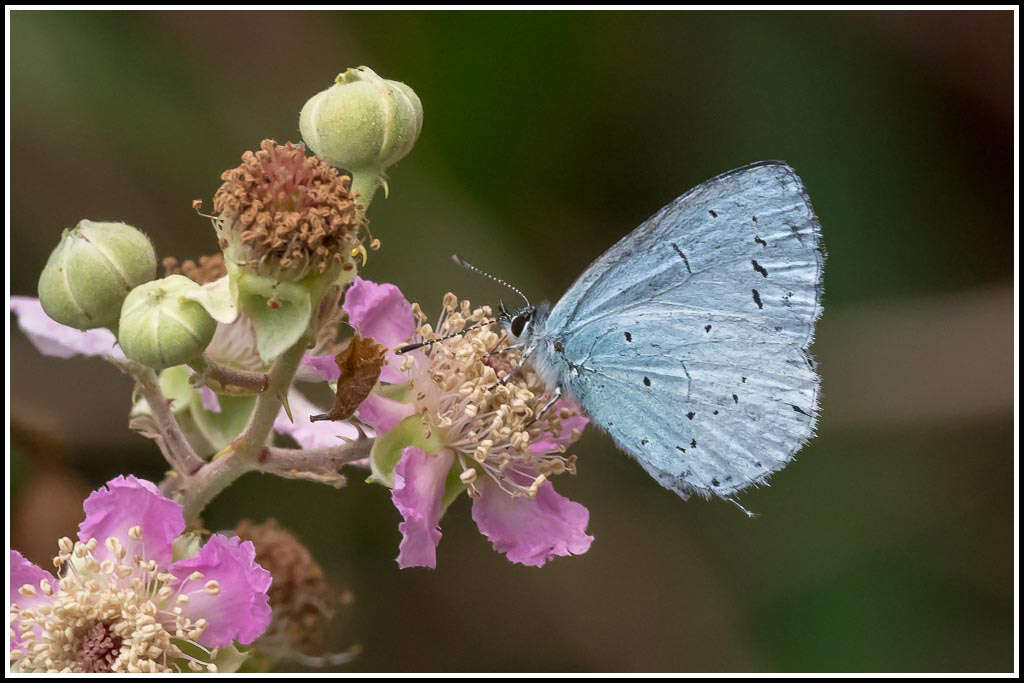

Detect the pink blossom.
[
  {"left": 10, "top": 295, "right": 122, "bottom": 359},
  {"left": 9, "top": 475, "right": 273, "bottom": 670},
  {"left": 471, "top": 475, "right": 594, "bottom": 567},
  {"left": 341, "top": 278, "right": 595, "bottom": 568},
  {"left": 170, "top": 535, "right": 273, "bottom": 647},
  {"left": 391, "top": 447, "right": 454, "bottom": 569},
  {"left": 9, "top": 550, "right": 56, "bottom": 651}
]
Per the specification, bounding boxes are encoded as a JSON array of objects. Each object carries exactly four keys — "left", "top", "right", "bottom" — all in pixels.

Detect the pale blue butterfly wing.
[{"left": 534, "top": 161, "right": 823, "bottom": 499}]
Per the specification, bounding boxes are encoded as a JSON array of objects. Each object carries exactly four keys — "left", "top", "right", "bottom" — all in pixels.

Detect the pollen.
[
  {"left": 211, "top": 139, "right": 365, "bottom": 278},
  {"left": 401, "top": 292, "right": 581, "bottom": 499},
  {"left": 10, "top": 537, "right": 216, "bottom": 673}
]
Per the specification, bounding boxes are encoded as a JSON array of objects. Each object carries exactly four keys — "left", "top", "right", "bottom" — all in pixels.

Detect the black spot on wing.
[
  {"left": 752, "top": 289, "right": 764, "bottom": 309},
  {"left": 751, "top": 259, "right": 768, "bottom": 278},
  {"left": 670, "top": 242, "right": 692, "bottom": 274}
]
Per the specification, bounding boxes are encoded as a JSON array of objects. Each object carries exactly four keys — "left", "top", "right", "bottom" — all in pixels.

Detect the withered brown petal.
[{"left": 310, "top": 334, "right": 387, "bottom": 423}]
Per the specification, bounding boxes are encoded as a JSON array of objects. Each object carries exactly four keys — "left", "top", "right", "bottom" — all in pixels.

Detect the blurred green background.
[{"left": 9, "top": 10, "right": 1014, "bottom": 673}]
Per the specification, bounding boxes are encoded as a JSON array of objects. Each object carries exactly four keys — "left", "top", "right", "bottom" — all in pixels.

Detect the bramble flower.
[
  {"left": 9, "top": 475, "right": 271, "bottom": 673},
  {"left": 211, "top": 139, "right": 364, "bottom": 282},
  {"left": 305, "top": 277, "right": 594, "bottom": 568}
]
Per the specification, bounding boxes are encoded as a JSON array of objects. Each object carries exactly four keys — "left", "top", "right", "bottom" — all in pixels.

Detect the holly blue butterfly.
[{"left": 491, "top": 161, "right": 824, "bottom": 508}]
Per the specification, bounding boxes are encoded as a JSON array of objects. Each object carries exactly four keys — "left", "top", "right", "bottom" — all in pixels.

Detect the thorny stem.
[
  {"left": 258, "top": 440, "right": 373, "bottom": 485},
  {"left": 179, "top": 338, "right": 307, "bottom": 523},
  {"left": 108, "top": 358, "right": 206, "bottom": 476}
]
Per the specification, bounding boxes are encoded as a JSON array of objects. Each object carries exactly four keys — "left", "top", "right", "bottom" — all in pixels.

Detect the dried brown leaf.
[{"left": 310, "top": 334, "right": 387, "bottom": 423}]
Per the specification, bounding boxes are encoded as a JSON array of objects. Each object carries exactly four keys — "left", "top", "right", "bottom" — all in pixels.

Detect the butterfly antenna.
[
  {"left": 396, "top": 320, "right": 494, "bottom": 354},
  {"left": 451, "top": 254, "right": 531, "bottom": 308}
]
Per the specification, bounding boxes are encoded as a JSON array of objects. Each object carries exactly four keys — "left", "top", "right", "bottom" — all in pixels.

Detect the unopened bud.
[
  {"left": 37, "top": 220, "right": 157, "bottom": 330},
  {"left": 299, "top": 66, "right": 423, "bottom": 207},
  {"left": 118, "top": 275, "right": 216, "bottom": 369}
]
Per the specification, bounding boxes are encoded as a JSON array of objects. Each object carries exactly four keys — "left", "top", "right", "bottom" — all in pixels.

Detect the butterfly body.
[{"left": 500, "top": 161, "right": 824, "bottom": 501}]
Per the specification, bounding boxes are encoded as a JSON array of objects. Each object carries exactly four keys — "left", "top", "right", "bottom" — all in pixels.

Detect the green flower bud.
[
  {"left": 118, "top": 275, "right": 217, "bottom": 370},
  {"left": 37, "top": 220, "right": 157, "bottom": 330},
  {"left": 299, "top": 66, "right": 423, "bottom": 206}
]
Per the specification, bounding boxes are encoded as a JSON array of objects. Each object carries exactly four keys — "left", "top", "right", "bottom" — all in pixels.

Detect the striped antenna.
[
  {"left": 396, "top": 319, "right": 494, "bottom": 354},
  {"left": 451, "top": 255, "right": 531, "bottom": 308}
]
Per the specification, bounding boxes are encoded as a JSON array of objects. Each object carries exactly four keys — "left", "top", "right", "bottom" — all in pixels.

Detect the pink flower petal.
[
  {"left": 392, "top": 447, "right": 454, "bottom": 569},
  {"left": 10, "top": 295, "right": 122, "bottom": 359},
  {"left": 530, "top": 399, "right": 590, "bottom": 453},
  {"left": 358, "top": 393, "right": 416, "bottom": 433},
  {"left": 343, "top": 277, "right": 416, "bottom": 347},
  {"left": 170, "top": 535, "right": 272, "bottom": 648},
  {"left": 198, "top": 385, "right": 222, "bottom": 413},
  {"left": 10, "top": 550, "right": 56, "bottom": 652},
  {"left": 471, "top": 476, "right": 594, "bottom": 567},
  {"left": 78, "top": 475, "right": 184, "bottom": 568},
  {"left": 273, "top": 390, "right": 362, "bottom": 448},
  {"left": 300, "top": 353, "right": 341, "bottom": 382}
]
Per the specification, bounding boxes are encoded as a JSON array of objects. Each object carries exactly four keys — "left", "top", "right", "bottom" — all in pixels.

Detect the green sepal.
[
  {"left": 171, "top": 532, "right": 203, "bottom": 561},
  {"left": 183, "top": 274, "right": 238, "bottom": 324},
  {"left": 210, "top": 644, "right": 250, "bottom": 674},
  {"left": 376, "top": 382, "right": 412, "bottom": 402},
  {"left": 441, "top": 460, "right": 467, "bottom": 512},
  {"left": 174, "top": 640, "right": 250, "bottom": 674},
  {"left": 189, "top": 393, "right": 257, "bottom": 452},
  {"left": 157, "top": 366, "right": 196, "bottom": 414},
  {"left": 368, "top": 413, "right": 443, "bottom": 488},
  {"left": 236, "top": 271, "right": 313, "bottom": 363}
]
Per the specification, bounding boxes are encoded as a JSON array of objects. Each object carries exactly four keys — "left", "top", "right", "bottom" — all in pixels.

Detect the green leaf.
[{"left": 368, "top": 413, "right": 443, "bottom": 487}]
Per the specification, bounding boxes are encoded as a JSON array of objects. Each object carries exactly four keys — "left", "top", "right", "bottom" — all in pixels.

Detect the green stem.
[
  {"left": 180, "top": 338, "right": 308, "bottom": 523},
  {"left": 349, "top": 168, "right": 383, "bottom": 214}
]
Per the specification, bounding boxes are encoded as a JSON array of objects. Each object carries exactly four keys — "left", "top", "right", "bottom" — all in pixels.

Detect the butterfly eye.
[{"left": 510, "top": 313, "right": 529, "bottom": 338}]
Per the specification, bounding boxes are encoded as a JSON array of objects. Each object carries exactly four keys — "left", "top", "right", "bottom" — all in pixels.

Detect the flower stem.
[
  {"left": 107, "top": 358, "right": 206, "bottom": 476},
  {"left": 180, "top": 338, "right": 308, "bottom": 523},
  {"left": 190, "top": 356, "right": 270, "bottom": 395}
]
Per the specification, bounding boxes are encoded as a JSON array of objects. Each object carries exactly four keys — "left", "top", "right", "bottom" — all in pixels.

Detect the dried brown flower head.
[{"left": 211, "top": 140, "right": 364, "bottom": 279}]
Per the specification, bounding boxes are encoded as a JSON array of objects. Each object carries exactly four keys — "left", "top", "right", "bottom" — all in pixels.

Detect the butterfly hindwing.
[{"left": 541, "top": 161, "right": 823, "bottom": 498}]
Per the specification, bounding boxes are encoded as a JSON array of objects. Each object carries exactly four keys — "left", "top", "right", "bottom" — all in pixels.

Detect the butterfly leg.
[
  {"left": 496, "top": 350, "right": 531, "bottom": 386},
  {"left": 533, "top": 385, "right": 563, "bottom": 421}
]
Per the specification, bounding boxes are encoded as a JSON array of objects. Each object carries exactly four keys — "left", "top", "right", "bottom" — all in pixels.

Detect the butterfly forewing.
[{"left": 542, "top": 162, "right": 823, "bottom": 499}]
